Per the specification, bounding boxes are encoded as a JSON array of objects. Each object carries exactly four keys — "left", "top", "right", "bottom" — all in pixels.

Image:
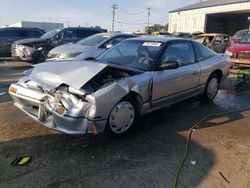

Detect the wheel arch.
[
  {"left": 209, "top": 69, "right": 223, "bottom": 82},
  {"left": 124, "top": 91, "right": 143, "bottom": 111}
]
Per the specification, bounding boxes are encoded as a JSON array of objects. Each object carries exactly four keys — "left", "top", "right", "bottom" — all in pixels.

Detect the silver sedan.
[{"left": 9, "top": 36, "right": 230, "bottom": 135}]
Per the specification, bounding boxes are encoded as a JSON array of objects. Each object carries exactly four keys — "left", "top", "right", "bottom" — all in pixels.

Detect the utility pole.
[
  {"left": 111, "top": 4, "right": 118, "bottom": 32},
  {"left": 147, "top": 7, "right": 151, "bottom": 34}
]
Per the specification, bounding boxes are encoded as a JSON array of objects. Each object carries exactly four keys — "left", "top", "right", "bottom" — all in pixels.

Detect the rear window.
[
  {"left": 0, "top": 30, "right": 16, "bottom": 38},
  {"left": 26, "top": 30, "right": 43, "bottom": 37},
  {"left": 77, "top": 30, "right": 102, "bottom": 38},
  {"left": 193, "top": 42, "right": 215, "bottom": 61}
]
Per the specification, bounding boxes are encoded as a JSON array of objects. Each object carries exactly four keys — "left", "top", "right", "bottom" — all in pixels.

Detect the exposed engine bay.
[{"left": 81, "top": 67, "right": 137, "bottom": 93}]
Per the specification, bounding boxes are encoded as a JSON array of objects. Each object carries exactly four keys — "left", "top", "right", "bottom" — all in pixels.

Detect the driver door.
[{"left": 151, "top": 41, "right": 200, "bottom": 107}]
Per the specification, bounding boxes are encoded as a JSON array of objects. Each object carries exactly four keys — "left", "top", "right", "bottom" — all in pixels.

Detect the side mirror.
[
  {"left": 106, "top": 44, "right": 113, "bottom": 49},
  {"left": 159, "top": 61, "right": 179, "bottom": 70}
]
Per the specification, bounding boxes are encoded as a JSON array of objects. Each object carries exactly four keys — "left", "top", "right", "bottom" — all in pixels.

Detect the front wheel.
[
  {"left": 106, "top": 98, "right": 138, "bottom": 135},
  {"left": 201, "top": 74, "right": 220, "bottom": 101}
]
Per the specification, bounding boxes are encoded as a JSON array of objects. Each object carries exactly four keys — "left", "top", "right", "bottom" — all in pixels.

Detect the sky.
[{"left": 0, "top": 0, "right": 198, "bottom": 32}]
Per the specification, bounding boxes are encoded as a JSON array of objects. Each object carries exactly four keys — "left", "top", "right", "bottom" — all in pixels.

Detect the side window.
[
  {"left": 0, "top": 30, "right": 16, "bottom": 38},
  {"left": 16, "top": 30, "right": 28, "bottom": 37},
  {"left": 27, "top": 30, "right": 43, "bottom": 37},
  {"left": 62, "top": 30, "right": 77, "bottom": 40},
  {"left": 193, "top": 42, "right": 215, "bottom": 61},
  {"left": 77, "top": 30, "right": 99, "bottom": 38},
  {"left": 161, "top": 41, "right": 195, "bottom": 66}
]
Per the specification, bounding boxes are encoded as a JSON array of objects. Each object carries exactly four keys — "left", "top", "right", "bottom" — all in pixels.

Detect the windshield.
[
  {"left": 97, "top": 40, "right": 164, "bottom": 71},
  {"left": 233, "top": 30, "right": 248, "bottom": 39},
  {"left": 77, "top": 33, "right": 110, "bottom": 46},
  {"left": 40, "top": 29, "right": 62, "bottom": 39},
  {"left": 240, "top": 33, "right": 250, "bottom": 43}
]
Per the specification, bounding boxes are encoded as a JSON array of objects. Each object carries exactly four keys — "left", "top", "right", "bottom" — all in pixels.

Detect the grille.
[{"left": 237, "top": 52, "right": 250, "bottom": 60}]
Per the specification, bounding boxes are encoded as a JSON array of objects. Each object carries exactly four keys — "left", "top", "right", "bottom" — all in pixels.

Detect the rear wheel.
[
  {"left": 201, "top": 74, "right": 220, "bottom": 101},
  {"left": 106, "top": 98, "right": 138, "bottom": 135}
]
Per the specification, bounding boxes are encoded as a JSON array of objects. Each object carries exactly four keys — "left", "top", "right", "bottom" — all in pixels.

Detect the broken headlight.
[{"left": 23, "top": 68, "right": 34, "bottom": 77}]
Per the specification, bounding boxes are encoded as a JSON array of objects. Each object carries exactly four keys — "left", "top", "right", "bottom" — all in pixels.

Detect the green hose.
[{"left": 172, "top": 106, "right": 250, "bottom": 188}]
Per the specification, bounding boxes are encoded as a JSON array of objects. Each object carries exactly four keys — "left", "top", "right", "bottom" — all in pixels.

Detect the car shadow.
[{"left": 0, "top": 94, "right": 248, "bottom": 188}]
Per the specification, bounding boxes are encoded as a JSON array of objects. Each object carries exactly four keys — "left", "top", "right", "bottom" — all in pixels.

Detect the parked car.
[
  {"left": 192, "top": 31, "right": 204, "bottom": 38},
  {"left": 226, "top": 32, "right": 250, "bottom": 67},
  {"left": 9, "top": 36, "right": 230, "bottom": 135},
  {"left": 231, "top": 29, "right": 249, "bottom": 44},
  {"left": 174, "top": 32, "right": 192, "bottom": 38},
  {"left": 0, "top": 27, "right": 44, "bottom": 57},
  {"left": 12, "top": 27, "right": 107, "bottom": 63},
  {"left": 193, "top": 33, "right": 231, "bottom": 53},
  {"left": 47, "top": 33, "right": 136, "bottom": 61}
]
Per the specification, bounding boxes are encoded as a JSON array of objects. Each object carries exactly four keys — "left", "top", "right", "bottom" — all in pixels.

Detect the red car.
[
  {"left": 231, "top": 29, "right": 249, "bottom": 44},
  {"left": 226, "top": 33, "right": 250, "bottom": 67}
]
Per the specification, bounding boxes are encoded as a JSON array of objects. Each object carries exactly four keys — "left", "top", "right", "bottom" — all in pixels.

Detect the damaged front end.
[
  {"left": 12, "top": 43, "right": 36, "bottom": 61},
  {"left": 9, "top": 61, "right": 147, "bottom": 134},
  {"left": 12, "top": 39, "right": 50, "bottom": 62},
  {"left": 9, "top": 81, "right": 103, "bottom": 134}
]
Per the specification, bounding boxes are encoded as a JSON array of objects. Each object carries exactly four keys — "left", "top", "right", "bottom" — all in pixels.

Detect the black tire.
[
  {"left": 104, "top": 97, "right": 139, "bottom": 136},
  {"left": 201, "top": 74, "right": 220, "bottom": 102},
  {"left": 32, "top": 50, "right": 47, "bottom": 64}
]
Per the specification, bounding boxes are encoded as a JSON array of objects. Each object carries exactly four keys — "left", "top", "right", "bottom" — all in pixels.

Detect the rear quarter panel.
[{"left": 199, "top": 54, "right": 230, "bottom": 86}]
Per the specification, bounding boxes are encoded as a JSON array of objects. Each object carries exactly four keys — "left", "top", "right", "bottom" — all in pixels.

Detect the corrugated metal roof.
[{"left": 170, "top": 0, "right": 250, "bottom": 13}]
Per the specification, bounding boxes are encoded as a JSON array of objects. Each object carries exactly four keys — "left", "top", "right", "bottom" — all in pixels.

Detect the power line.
[
  {"left": 115, "top": 21, "right": 148, "bottom": 25},
  {"left": 111, "top": 4, "right": 118, "bottom": 32},
  {"left": 115, "top": 14, "right": 146, "bottom": 23},
  {"left": 117, "top": 8, "right": 146, "bottom": 15}
]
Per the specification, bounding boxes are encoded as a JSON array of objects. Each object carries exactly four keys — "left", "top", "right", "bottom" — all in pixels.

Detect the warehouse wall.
[
  {"left": 7, "top": 21, "right": 64, "bottom": 32},
  {"left": 169, "top": 2, "right": 250, "bottom": 33}
]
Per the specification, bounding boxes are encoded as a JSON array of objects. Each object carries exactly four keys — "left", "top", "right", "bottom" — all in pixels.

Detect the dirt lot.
[{"left": 0, "top": 59, "right": 250, "bottom": 188}]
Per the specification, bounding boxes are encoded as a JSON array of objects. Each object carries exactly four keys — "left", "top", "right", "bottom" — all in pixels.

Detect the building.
[
  {"left": 168, "top": 0, "right": 250, "bottom": 35},
  {"left": 1, "top": 21, "right": 64, "bottom": 32}
]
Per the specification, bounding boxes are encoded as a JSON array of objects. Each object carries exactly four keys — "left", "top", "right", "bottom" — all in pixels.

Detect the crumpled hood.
[
  {"left": 29, "top": 60, "right": 107, "bottom": 90},
  {"left": 14, "top": 38, "right": 46, "bottom": 45},
  {"left": 49, "top": 43, "right": 92, "bottom": 55}
]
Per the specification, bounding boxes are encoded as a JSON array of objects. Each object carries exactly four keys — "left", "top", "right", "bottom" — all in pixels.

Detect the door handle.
[{"left": 193, "top": 70, "right": 199, "bottom": 75}]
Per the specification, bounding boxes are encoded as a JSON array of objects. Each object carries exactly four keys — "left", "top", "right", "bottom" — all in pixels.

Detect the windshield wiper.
[
  {"left": 107, "top": 61, "right": 120, "bottom": 65},
  {"left": 85, "top": 57, "right": 97, "bottom": 61}
]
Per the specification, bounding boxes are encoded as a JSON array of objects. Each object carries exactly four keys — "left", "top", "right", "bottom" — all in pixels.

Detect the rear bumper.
[{"left": 9, "top": 84, "right": 106, "bottom": 134}]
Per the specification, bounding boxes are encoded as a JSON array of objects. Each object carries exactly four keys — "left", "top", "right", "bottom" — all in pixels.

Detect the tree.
[
  {"left": 145, "top": 23, "right": 169, "bottom": 33},
  {"left": 94, "top": 25, "right": 101, "bottom": 29}
]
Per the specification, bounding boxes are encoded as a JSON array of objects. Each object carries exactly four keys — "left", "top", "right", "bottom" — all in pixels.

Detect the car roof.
[
  {"left": 126, "top": 35, "right": 181, "bottom": 43},
  {"left": 95, "top": 32, "right": 136, "bottom": 37},
  {"left": 197, "top": 33, "right": 228, "bottom": 37},
  {"left": 62, "top": 27, "right": 107, "bottom": 31}
]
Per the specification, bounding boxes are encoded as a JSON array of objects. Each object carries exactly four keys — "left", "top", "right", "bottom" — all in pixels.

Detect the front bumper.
[
  {"left": 11, "top": 44, "right": 34, "bottom": 61},
  {"left": 230, "top": 58, "right": 250, "bottom": 66},
  {"left": 9, "top": 84, "right": 106, "bottom": 134}
]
